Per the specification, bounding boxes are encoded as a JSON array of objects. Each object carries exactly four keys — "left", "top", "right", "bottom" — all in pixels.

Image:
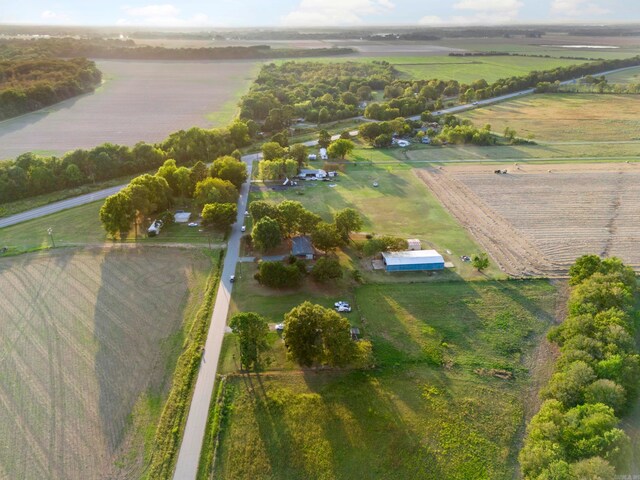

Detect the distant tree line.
[
  {"left": 0, "top": 57, "right": 101, "bottom": 120},
  {"left": 0, "top": 119, "right": 253, "bottom": 204},
  {"left": 519, "top": 255, "right": 640, "bottom": 479},
  {"left": 239, "top": 61, "right": 394, "bottom": 129},
  {"left": 0, "top": 38, "right": 353, "bottom": 61}
]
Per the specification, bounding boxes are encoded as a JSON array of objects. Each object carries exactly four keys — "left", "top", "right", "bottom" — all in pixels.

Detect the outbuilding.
[
  {"left": 407, "top": 239, "right": 422, "bottom": 250},
  {"left": 381, "top": 249, "right": 445, "bottom": 272},
  {"left": 291, "top": 235, "right": 315, "bottom": 260}
]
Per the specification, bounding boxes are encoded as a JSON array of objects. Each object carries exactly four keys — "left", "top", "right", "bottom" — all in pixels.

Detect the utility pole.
[{"left": 47, "top": 227, "right": 56, "bottom": 248}]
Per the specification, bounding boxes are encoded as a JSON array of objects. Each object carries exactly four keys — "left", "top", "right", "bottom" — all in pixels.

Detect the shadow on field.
[{"left": 93, "top": 248, "right": 190, "bottom": 460}]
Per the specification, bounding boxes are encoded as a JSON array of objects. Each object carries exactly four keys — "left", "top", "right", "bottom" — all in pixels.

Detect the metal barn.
[{"left": 381, "top": 249, "right": 445, "bottom": 272}]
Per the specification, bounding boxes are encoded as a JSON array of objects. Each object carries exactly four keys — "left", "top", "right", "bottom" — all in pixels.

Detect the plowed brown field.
[
  {"left": 0, "top": 247, "right": 212, "bottom": 479},
  {"left": 417, "top": 163, "right": 640, "bottom": 277}
]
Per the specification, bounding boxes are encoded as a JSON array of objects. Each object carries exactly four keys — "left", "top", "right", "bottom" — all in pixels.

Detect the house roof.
[
  {"left": 291, "top": 236, "right": 314, "bottom": 256},
  {"left": 381, "top": 249, "right": 444, "bottom": 266}
]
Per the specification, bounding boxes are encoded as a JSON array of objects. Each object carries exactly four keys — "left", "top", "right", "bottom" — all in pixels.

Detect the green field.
[
  {"left": 214, "top": 280, "right": 557, "bottom": 479},
  {"left": 0, "top": 201, "right": 224, "bottom": 254},
  {"left": 606, "top": 65, "right": 640, "bottom": 84},
  {"left": 251, "top": 163, "right": 500, "bottom": 277}
]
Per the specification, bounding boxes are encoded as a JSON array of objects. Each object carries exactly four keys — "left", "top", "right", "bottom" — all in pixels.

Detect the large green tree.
[
  {"left": 327, "top": 139, "right": 355, "bottom": 160},
  {"left": 194, "top": 177, "right": 238, "bottom": 209},
  {"left": 288, "top": 143, "right": 308, "bottom": 166},
  {"left": 261, "top": 141, "right": 285, "bottom": 161},
  {"left": 334, "top": 208, "right": 362, "bottom": 243},
  {"left": 311, "top": 222, "right": 341, "bottom": 253},
  {"left": 252, "top": 216, "right": 282, "bottom": 252},
  {"left": 277, "top": 200, "right": 305, "bottom": 237},
  {"left": 229, "top": 312, "right": 269, "bottom": 370},
  {"left": 100, "top": 191, "right": 135, "bottom": 238},
  {"left": 201, "top": 203, "right": 237, "bottom": 230},
  {"left": 283, "top": 301, "right": 355, "bottom": 367},
  {"left": 210, "top": 155, "right": 248, "bottom": 188},
  {"left": 249, "top": 200, "right": 279, "bottom": 223}
]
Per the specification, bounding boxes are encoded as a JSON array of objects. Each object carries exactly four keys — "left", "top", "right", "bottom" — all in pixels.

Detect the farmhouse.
[
  {"left": 291, "top": 235, "right": 315, "bottom": 260},
  {"left": 299, "top": 168, "right": 327, "bottom": 180},
  {"left": 382, "top": 249, "right": 445, "bottom": 272}
]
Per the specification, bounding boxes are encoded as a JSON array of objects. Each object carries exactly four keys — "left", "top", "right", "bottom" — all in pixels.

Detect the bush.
[
  {"left": 311, "top": 257, "right": 343, "bottom": 282},
  {"left": 255, "top": 261, "right": 303, "bottom": 289}
]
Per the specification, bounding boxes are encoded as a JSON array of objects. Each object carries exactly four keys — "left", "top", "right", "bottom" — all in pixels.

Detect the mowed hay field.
[
  {"left": 0, "top": 247, "right": 213, "bottom": 479},
  {"left": 419, "top": 163, "right": 640, "bottom": 276},
  {"left": 460, "top": 94, "right": 640, "bottom": 142},
  {"left": 215, "top": 281, "right": 557, "bottom": 480},
  {"left": 0, "top": 59, "right": 258, "bottom": 160}
]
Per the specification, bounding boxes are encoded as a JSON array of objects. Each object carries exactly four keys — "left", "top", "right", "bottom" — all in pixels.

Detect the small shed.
[
  {"left": 381, "top": 249, "right": 445, "bottom": 272},
  {"left": 407, "top": 239, "right": 422, "bottom": 251},
  {"left": 291, "top": 236, "right": 315, "bottom": 260},
  {"left": 174, "top": 211, "right": 191, "bottom": 223}
]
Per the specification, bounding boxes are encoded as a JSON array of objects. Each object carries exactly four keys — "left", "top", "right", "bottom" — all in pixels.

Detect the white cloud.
[
  {"left": 40, "top": 10, "right": 72, "bottom": 23},
  {"left": 551, "top": 0, "right": 610, "bottom": 16},
  {"left": 117, "top": 4, "right": 209, "bottom": 26},
  {"left": 418, "top": 15, "right": 445, "bottom": 25},
  {"left": 454, "top": 0, "right": 523, "bottom": 11},
  {"left": 282, "top": 0, "right": 395, "bottom": 26}
]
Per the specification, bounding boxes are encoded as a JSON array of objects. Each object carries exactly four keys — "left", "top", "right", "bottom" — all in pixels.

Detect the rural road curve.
[
  {"left": 1, "top": 64, "right": 636, "bottom": 232},
  {"left": 172, "top": 153, "right": 257, "bottom": 479}
]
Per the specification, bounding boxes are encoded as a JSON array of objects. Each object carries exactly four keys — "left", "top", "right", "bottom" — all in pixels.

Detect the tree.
[
  {"left": 334, "top": 208, "right": 362, "bottom": 243},
  {"left": 327, "top": 139, "right": 355, "bottom": 160},
  {"left": 584, "top": 379, "right": 626, "bottom": 414},
  {"left": 249, "top": 200, "right": 278, "bottom": 223},
  {"left": 569, "top": 457, "right": 615, "bottom": 480},
  {"left": 543, "top": 360, "right": 596, "bottom": 407},
  {"left": 210, "top": 155, "right": 248, "bottom": 188},
  {"left": 472, "top": 252, "right": 490, "bottom": 272},
  {"left": 229, "top": 312, "right": 269, "bottom": 370},
  {"left": 190, "top": 160, "right": 209, "bottom": 189},
  {"left": 252, "top": 216, "right": 282, "bottom": 252},
  {"left": 258, "top": 159, "right": 298, "bottom": 181},
  {"left": 311, "top": 257, "right": 343, "bottom": 282},
  {"left": 194, "top": 177, "right": 238, "bottom": 208},
  {"left": 228, "top": 120, "right": 251, "bottom": 147},
  {"left": 277, "top": 200, "right": 305, "bottom": 237},
  {"left": 64, "top": 163, "right": 83, "bottom": 186},
  {"left": 504, "top": 126, "right": 517, "bottom": 143},
  {"left": 318, "top": 129, "right": 331, "bottom": 148},
  {"left": 255, "top": 261, "right": 303, "bottom": 289},
  {"left": 201, "top": 203, "right": 237, "bottom": 230},
  {"left": 298, "top": 210, "right": 322, "bottom": 235},
  {"left": 288, "top": 143, "right": 307, "bottom": 166},
  {"left": 359, "top": 122, "right": 382, "bottom": 142},
  {"left": 261, "top": 141, "right": 285, "bottom": 161},
  {"left": 174, "top": 166, "right": 192, "bottom": 199},
  {"left": 283, "top": 301, "right": 356, "bottom": 367},
  {"left": 100, "top": 191, "right": 135, "bottom": 239},
  {"left": 318, "top": 107, "right": 330, "bottom": 125},
  {"left": 311, "top": 222, "right": 342, "bottom": 253},
  {"left": 156, "top": 159, "right": 179, "bottom": 195},
  {"left": 373, "top": 133, "right": 392, "bottom": 148}
]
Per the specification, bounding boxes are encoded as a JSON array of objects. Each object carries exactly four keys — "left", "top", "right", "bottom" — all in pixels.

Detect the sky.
[{"left": 1, "top": 0, "right": 639, "bottom": 27}]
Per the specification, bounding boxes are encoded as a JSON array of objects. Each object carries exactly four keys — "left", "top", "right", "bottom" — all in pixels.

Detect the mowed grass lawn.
[
  {"left": 460, "top": 94, "right": 640, "bottom": 142},
  {"left": 0, "top": 201, "right": 223, "bottom": 254},
  {"left": 251, "top": 163, "right": 500, "bottom": 278},
  {"left": 214, "top": 280, "right": 557, "bottom": 480}
]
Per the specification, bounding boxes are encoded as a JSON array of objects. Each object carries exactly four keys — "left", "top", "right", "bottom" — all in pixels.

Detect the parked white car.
[
  {"left": 336, "top": 305, "right": 352, "bottom": 313},
  {"left": 275, "top": 323, "right": 284, "bottom": 331}
]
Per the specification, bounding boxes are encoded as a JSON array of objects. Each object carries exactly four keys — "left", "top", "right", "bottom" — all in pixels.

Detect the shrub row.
[
  {"left": 519, "top": 255, "right": 639, "bottom": 479},
  {"left": 146, "top": 250, "right": 223, "bottom": 479}
]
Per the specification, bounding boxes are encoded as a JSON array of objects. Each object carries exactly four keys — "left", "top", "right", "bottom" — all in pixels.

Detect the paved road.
[{"left": 172, "top": 153, "right": 257, "bottom": 479}]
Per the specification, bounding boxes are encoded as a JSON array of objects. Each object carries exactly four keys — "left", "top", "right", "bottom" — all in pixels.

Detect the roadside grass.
[
  {"left": 0, "top": 174, "right": 133, "bottom": 218},
  {"left": 213, "top": 280, "right": 557, "bottom": 480},
  {"left": 459, "top": 94, "right": 640, "bottom": 142},
  {"left": 251, "top": 164, "right": 500, "bottom": 278},
  {"left": 0, "top": 200, "right": 224, "bottom": 253},
  {"left": 605, "top": 65, "right": 640, "bottom": 84}
]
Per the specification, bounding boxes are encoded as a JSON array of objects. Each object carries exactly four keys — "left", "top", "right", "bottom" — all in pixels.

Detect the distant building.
[
  {"left": 291, "top": 236, "right": 315, "bottom": 260},
  {"left": 381, "top": 249, "right": 445, "bottom": 272},
  {"left": 299, "top": 168, "right": 327, "bottom": 180},
  {"left": 407, "top": 239, "right": 422, "bottom": 250}
]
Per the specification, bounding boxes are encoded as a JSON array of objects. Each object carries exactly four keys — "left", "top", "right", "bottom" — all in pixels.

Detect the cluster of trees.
[
  {"left": 0, "top": 37, "right": 353, "bottom": 61},
  {"left": 538, "top": 75, "right": 640, "bottom": 94},
  {"left": 283, "top": 302, "right": 372, "bottom": 368},
  {"left": 256, "top": 255, "right": 343, "bottom": 289},
  {"left": 99, "top": 156, "right": 246, "bottom": 237},
  {"left": 249, "top": 200, "right": 362, "bottom": 254},
  {"left": 0, "top": 120, "right": 252, "bottom": 205},
  {"left": 0, "top": 57, "right": 101, "bottom": 120},
  {"left": 239, "top": 61, "right": 394, "bottom": 130},
  {"left": 358, "top": 118, "right": 416, "bottom": 147},
  {"left": 519, "top": 255, "right": 639, "bottom": 479},
  {"left": 361, "top": 235, "right": 407, "bottom": 256}
]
